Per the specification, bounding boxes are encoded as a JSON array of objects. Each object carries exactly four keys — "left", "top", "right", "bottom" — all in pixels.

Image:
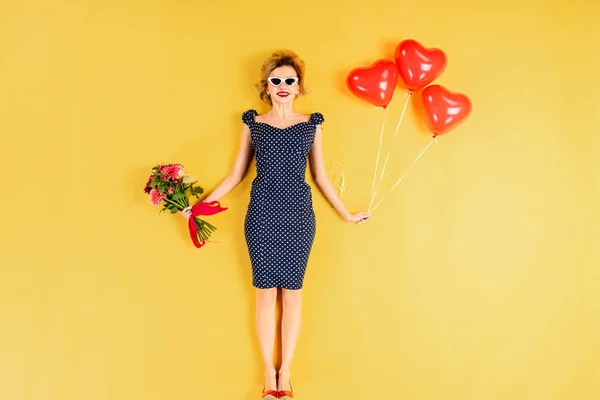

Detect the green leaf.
[
  {"left": 194, "top": 187, "right": 204, "bottom": 194},
  {"left": 170, "top": 207, "right": 178, "bottom": 214}
]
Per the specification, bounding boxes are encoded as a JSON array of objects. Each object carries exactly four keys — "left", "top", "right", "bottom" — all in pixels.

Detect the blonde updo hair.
[{"left": 256, "top": 49, "right": 308, "bottom": 105}]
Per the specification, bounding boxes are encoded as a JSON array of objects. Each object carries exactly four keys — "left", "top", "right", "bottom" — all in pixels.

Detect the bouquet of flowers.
[{"left": 143, "top": 163, "right": 227, "bottom": 248}]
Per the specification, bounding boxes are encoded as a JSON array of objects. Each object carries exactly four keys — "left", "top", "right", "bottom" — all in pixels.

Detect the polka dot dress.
[{"left": 242, "top": 109, "right": 324, "bottom": 290}]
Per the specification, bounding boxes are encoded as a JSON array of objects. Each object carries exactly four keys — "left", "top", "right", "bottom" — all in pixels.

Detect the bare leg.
[
  {"left": 278, "top": 288, "right": 302, "bottom": 391},
  {"left": 256, "top": 288, "right": 278, "bottom": 391}
]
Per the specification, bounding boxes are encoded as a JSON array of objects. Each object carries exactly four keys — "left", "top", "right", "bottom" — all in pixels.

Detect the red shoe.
[
  {"left": 261, "top": 388, "right": 278, "bottom": 399},
  {"left": 278, "top": 381, "right": 293, "bottom": 399}
]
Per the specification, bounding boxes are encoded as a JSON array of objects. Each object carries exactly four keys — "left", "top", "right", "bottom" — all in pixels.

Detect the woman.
[{"left": 182, "top": 49, "right": 370, "bottom": 399}]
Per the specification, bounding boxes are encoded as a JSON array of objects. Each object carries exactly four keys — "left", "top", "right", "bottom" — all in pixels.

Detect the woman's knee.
[
  {"left": 256, "top": 288, "right": 278, "bottom": 308},
  {"left": 281, "top": 288, "right": 302, "bottom": 307}
]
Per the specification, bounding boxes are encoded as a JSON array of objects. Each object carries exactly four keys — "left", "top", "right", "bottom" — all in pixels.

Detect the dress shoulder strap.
[
  {"left": 309, "top": 112, "right": 324, "bottom": 125},
  {"left": 242, "top": 109, "right": 258, "bottom": 126}
]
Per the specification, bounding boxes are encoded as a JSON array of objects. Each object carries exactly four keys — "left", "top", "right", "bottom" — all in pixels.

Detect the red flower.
[
  {"left": 149, "top": 189, "right": 166, "bottom": 205},
  {"left": 161, "top": 164, "right": 184, "bottom": 180},
  {"left": 143, "top": 174, "right": 153, "bottom": 194}
]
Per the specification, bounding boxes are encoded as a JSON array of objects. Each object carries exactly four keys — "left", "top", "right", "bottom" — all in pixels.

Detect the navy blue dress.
[{"left": 242, "top": 109, "right": 324, "bottom": 290}]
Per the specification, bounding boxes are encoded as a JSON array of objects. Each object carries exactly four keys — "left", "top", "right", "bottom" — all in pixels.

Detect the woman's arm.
[
  {"left": 309, "top": 125, "right": 370, "bottom": 224},
  {"left": 181, "top": 125, "right": 253, "bottom": 217}
]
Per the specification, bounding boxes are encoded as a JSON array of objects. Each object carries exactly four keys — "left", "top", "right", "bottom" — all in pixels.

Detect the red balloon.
[
  {"left": 395, "top": 39, "right": 447, "bottom": 91},
  {"left": 421, "top": 85, "right": 472, "bottom": 136},
  {"left": 347, "top": 59, "right": 398, "bottom": 108}
]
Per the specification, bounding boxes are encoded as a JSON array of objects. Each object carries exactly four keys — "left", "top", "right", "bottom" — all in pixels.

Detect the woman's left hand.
[{"left": 344, "top": 212, "right": 371, "bottom": 224}]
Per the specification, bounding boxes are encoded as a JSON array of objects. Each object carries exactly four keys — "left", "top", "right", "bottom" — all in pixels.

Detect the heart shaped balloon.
[
  {"left": 347, "top": 59, "right": 398, "bottom": 108},
  {"left": 395, "top": 39, "right": 447, "bottom": 91},
  {"left": 421, "top": 85, "right": 472, "bottom": 136}
]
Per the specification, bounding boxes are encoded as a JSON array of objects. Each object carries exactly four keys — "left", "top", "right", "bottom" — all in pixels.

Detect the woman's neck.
[{"left": 270, "top": 102, "right": 295, "bottom": 120}]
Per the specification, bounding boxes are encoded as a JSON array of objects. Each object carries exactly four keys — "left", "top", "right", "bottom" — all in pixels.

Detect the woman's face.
[{"left": 267, "top": 65, "right": 300, "bottom": 105}]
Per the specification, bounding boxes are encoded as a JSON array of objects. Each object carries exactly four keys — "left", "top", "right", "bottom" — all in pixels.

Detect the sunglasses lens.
[
  {"left": 285, "top": 78, "right": 297, "bottom": 86},
  {"left": 269, "top": 78, "right": 282, "bottom": 86}
]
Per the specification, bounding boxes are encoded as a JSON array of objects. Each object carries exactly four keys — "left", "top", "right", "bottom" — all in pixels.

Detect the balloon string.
[
  {"left": 368, "top": 92, "right": 411, "bottom": 213},
  {"left": 378, "top": 92, "right": 411, "bottom": 182},
  {"left": 370, "top": 137, "right": 437, "bottom": 214},
  {"left": 368, "top": 107, "right": 388, "bottom": 212},
  {"left": 378, "top": 152, "right": 391, "bottom": 187},
  {"left": 393, "top": 91, "right": 412, "bottom": 136}
]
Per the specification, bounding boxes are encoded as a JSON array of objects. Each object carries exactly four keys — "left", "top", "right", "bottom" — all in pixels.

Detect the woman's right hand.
[
  {"left": 344, "top": 211, "right": 371, "bottom": 224},
  {"left": 180, "top": 206, "right": 192, "bottom": 219}
]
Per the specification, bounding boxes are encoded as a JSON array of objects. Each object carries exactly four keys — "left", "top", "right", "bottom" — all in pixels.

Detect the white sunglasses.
[{"left": 267, "top": 77, "right": 298, "bottom": 87}]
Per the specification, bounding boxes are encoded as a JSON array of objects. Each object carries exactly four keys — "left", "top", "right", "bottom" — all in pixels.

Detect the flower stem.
[{"left": 163, "top": 198, "right": 183, "bottom": 210}]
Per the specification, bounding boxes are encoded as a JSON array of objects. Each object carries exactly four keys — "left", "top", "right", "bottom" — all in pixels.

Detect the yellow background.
[{"left": 1, "top": 0, "right": 599, "bottom": 399}]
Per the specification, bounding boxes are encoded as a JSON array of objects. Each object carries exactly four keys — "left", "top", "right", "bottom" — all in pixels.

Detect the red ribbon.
[{"left": 188, "top": 201, "right": 227, "bottom": 248}]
